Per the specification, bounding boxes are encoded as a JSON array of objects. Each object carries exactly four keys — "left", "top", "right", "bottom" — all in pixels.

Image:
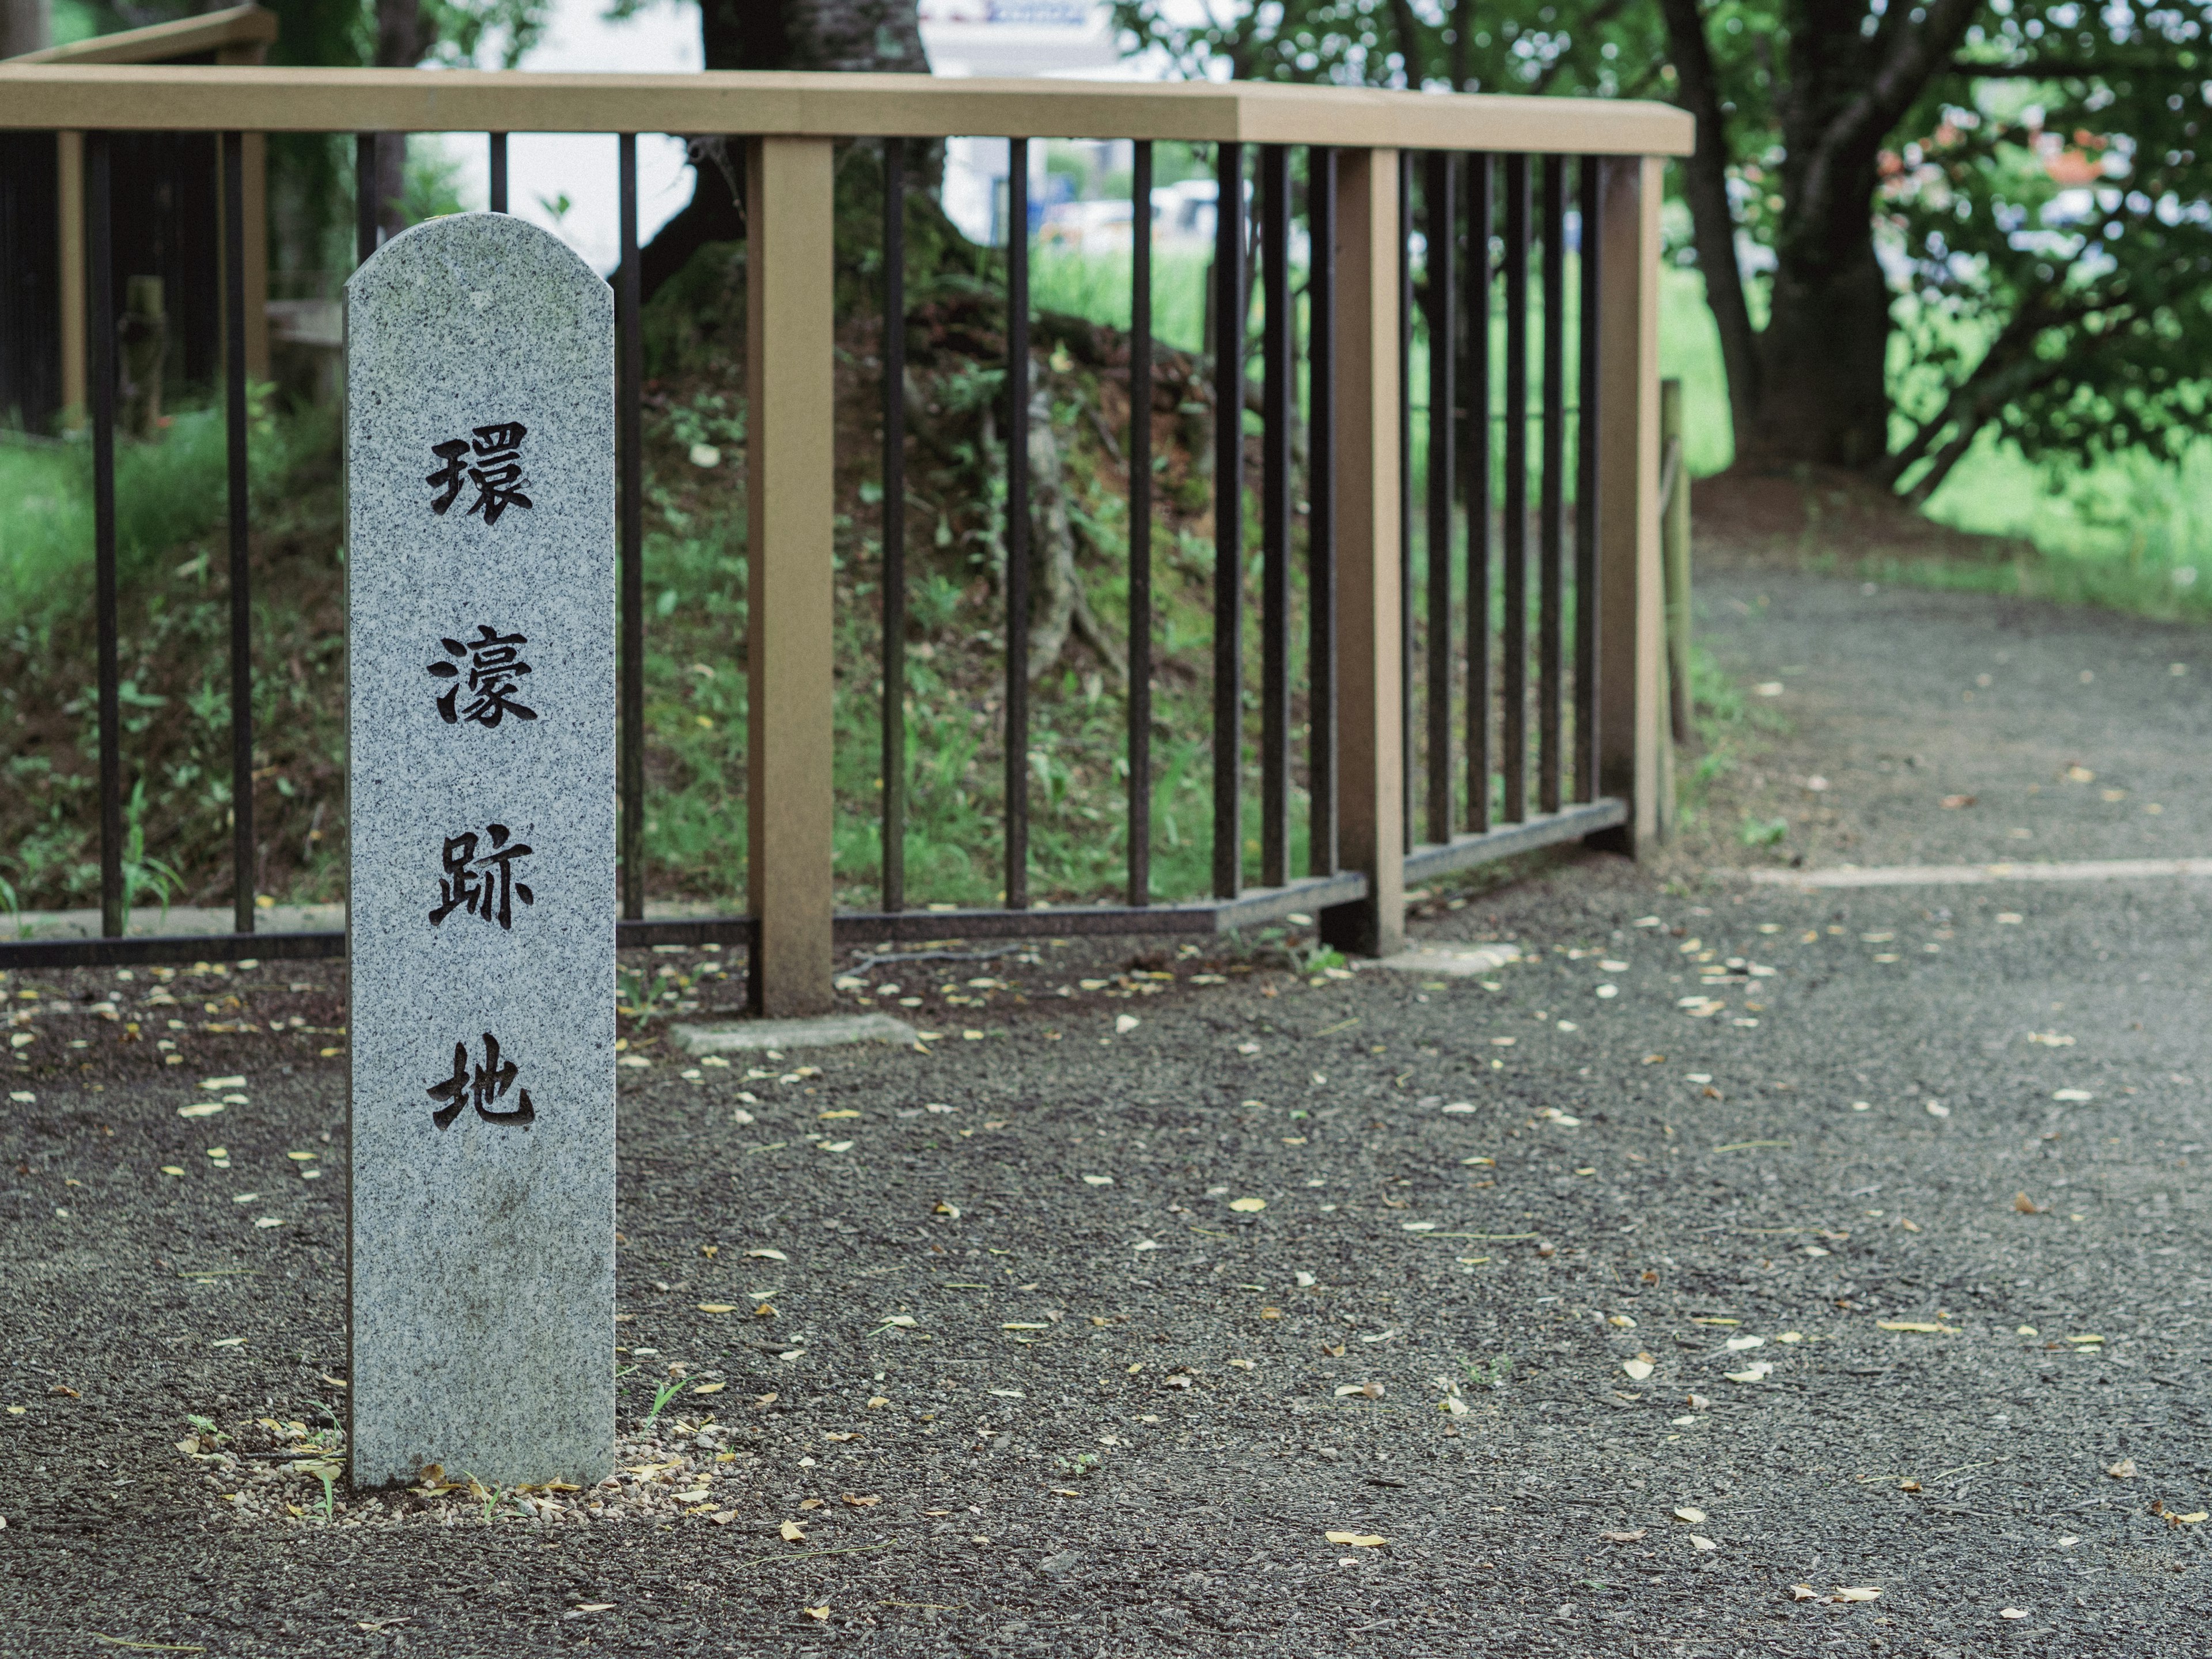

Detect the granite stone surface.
[{"left": 346, "top": 214, "right": 616, "bottom": 1490}]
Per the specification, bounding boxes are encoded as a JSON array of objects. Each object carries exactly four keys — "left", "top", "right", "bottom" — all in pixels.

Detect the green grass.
[
  {"left": 1653, "top": 263, "right": 2212, "bottom": 607},
  {"left": 0, "top": 395, "right": 308, "bottom": 623},
  {"left": 1033, "top": 245, "right": 1213, "bottom": 353},
  {"left": 5, "top": 242, "right": 2201, "bottom": 915}
]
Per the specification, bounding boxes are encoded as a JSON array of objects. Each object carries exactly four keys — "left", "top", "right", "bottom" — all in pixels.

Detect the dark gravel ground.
[
  {"left": 1683, "top": 571, "right": 2212, "bottom": 872},
  {"left": 6, "top": 571, "right": 2212, "bottom": 1657}
]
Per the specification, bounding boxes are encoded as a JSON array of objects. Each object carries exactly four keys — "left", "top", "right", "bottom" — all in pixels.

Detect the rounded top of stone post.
[{"left": 347, "top": 211, "right": 610, "bottom": 310}]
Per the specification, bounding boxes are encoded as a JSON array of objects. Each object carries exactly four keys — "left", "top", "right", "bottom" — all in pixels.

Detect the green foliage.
[
  {"left": 1112, "top": 0, "right": 2212, "bottom": 491},
  {"left": 641, "top": 1377, "right": 686, "bottom": 1428},
  {"left": 1465, "top": 1353, "right": 1513, "bottom": 1390},
  {"left": 1738, "top": 813, "right": 1789, "bottom": 849},
  {"left": 1875, "top": 22, "right": 2212, "bottom": 496},
  {"left": 0, "top": 388, "right": 306, "bottom": 623},
  {"left": 1673, "top": 642, "right": 1768, "bottom": 833}
]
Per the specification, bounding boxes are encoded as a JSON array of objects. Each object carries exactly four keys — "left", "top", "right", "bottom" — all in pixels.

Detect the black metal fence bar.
[
  {"left": 1422, "top": 149, "right": 1455, "bottom": 849},
  {"left": 1, "top": 120, "right": 1642, "bottom": 979},
  {"left": 1004, "top": 139, "right": 1032, "bottom": 911},
  {"left": 1539, "top": 153, "right": 1566, "bottom": 816},
  {"left": 1500, "top": 152, "right": 1529, "bottom": 824},
  {"left": 354, "top": 133, "right": 376, "bottom": 262},
  {"left": 1126, "top": 139, "right": 1154, "bottom": 908},
  {"left": 1306, "top": 145, "right": 1338, "bottom": 879},
  {"left": 1210, "top": 138, "right": 1244, "bottom": 901},
  {"left": 618, "top": 132, "right": 645, "bottom": 921},
  {"left": 1574, "top": 154, "right": 1602, "bottom": 802},
  {"left": 843, "top": 872, "right": 1368, "bottom": 942},
  {"left": 1396, "top": 149, "right": 1414, "bottom": 855},
  {"left": 88, "top": 130, "right": 122, "bottom": 940},
  {"left": 222, "top": 130, "right": 255, "bottom": 935},
  {"left": 1403, "top": 796, "right": 1625, "bottom": 884},
  {"left": 880, "top": 137, "right": 907, "bottom": 913},
  {"left": 1259, "top": 142, "right": 1291, "bottom": 889},
  {"left": 1465, "top": 151, "right": 1493, "bottom": 835}
]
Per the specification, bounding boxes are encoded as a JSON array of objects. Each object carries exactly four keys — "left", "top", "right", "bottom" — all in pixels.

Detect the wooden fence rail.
[{"left": 0, "top": 66, "right": 1690, "bottom": 1016}]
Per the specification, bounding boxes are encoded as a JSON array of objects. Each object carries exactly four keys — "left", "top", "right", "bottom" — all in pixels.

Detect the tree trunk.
[
  {"left": 639, "top": 0, "right": 930, "bottom": 302},
  {"left": 1664, "top": 0, "right": 1982, "bottom": 475},
  {"left": 1654, "top": 0, "right": 1760, "bottom": 463},
  {"left": 1749, "top": 157, "right": 1892, "bottom": 469},
  {"left": 373, "top": 0, "right": 427, "bottom": 243},
  {"left": 0, "top": 0, "right": 51, "bottom": 60}
]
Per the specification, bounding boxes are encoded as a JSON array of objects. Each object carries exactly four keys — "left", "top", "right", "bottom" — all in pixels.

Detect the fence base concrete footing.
[
  {"left": 1362, "top": 943, "right": 1524, "bottom": 976},
  {"left": 671, "top": 1013, "right": 920, "bottom": 1054}
]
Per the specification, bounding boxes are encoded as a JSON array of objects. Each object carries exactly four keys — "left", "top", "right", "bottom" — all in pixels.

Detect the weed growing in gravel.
[
  {"left": 1738, "top": 813, "right": 1790, "bottom": 849},
  {"left": 1672, "top": 642, "right": 1790, "bottom": 849},
  {"left": 1465, "top": 1353, "right": 1513, "bottom": 1391},
  {"left": 641, "top": 1376, "right": 687, "bottom": 1430}
]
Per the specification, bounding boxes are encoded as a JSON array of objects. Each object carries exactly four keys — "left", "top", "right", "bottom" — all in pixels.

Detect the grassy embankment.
[{"left": 2, "top": 240, "right": 2199, "bottom": 916}]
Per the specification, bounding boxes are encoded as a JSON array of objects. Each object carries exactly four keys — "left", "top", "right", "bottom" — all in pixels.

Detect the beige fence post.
[
  {"left": 1317, "top": 146, "right": 1406, "bottom": 960},
  {"left": 745, "top": 135, "right": 837, "bottom": 1016},
  {"left": 1593, "top": 154, "right": 1665, "bottom": 855}
]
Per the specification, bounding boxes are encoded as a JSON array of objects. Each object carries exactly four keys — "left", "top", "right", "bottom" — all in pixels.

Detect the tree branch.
[
  {"left": 1654, "top": 0, "right": 1760, "bottom": 454},
  {"left": 1798, "top": 0, "right": 1982, "bottom": 233},
  {"left": 1387, "top": 0, "right": 1425, "bottom": 85},
  {"left": 1901, "top": 357, "right": 2071, "bottom": 506},
  {"left": 1881, "top": 273, "right": 2122, "bottom": 502},
  {"left": 1946, "top": 54, "right": 2173, "bottom": 78},
  {"left": 1529, "top": 0, "right": 1633, "bottom": 94}
]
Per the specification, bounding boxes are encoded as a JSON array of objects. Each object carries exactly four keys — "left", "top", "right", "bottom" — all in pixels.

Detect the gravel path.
[
  {"left": 4, "top": 571, "right": 2209, "bottom": 1656},
  {"left": 1685, "top": 571, "right": 2212, "bottom": 872}
]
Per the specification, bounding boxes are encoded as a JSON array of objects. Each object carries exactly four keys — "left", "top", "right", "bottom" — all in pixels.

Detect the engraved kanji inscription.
[
  {"left": 427, "top": 421, "right": 533, "bottom": 525},
  {"left": 429, "top": 823, "right": 535, "bottom": 930},
  {"left": 427, "top": 1032, "right": 536, "bottom": 1129},
  {"left": 427, "top": 624, "right": 537, "bottom": 727}
]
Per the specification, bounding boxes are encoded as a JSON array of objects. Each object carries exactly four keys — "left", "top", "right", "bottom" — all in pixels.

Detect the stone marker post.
[{"left": 346, "top": 213, "right": 616, "bottom": 1490}]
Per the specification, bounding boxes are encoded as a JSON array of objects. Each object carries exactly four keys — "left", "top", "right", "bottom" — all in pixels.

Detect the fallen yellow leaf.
[
  {"left": 781, "top": 1520, "right": 807, "bottom": 1541},
  {"left": 1672, "top": 1507, "right": 1707, "bottom": 1524},
  {"left": 842, "top": 1493, "right": 880, "bottom": 1508},
  {"left": 1228, "top": 1198, "right": 1266, "bottom": 1213},
  {"left": 1622, "top": 1358, "right": 1655, "bottom": 1381},
  {"left": 696, "top": 1303, "right": 738, "bottom": 1315},
  {"left": 1324, "top": 1531, "right": 1387, "bottom": 1547},
  {"left": 2107, "top": 1459, "right": 2138, "bottom": 1480},
  {"left": 1832, "top": 1587, "right": 1881, "bottom": 1603},
  {"left": 1875, "top": 1321, "right": 1946, "bottom": 1333},
  {"left": 803, "top": 1607, "right": 829, "bottom": 1621},
  {"left": 690, "top": 1382, "right": 726, "bottom": 1395}
]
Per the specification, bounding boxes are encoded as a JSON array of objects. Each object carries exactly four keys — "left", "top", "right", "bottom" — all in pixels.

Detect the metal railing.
[{"left": 0, "top": 66, "right": 1691, "bottom": 1013}]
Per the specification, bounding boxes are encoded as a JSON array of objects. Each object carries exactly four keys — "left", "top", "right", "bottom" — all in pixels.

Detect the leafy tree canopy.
[{"left": 1114, "top": 0, "right": 2212, "bottom": 493}]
